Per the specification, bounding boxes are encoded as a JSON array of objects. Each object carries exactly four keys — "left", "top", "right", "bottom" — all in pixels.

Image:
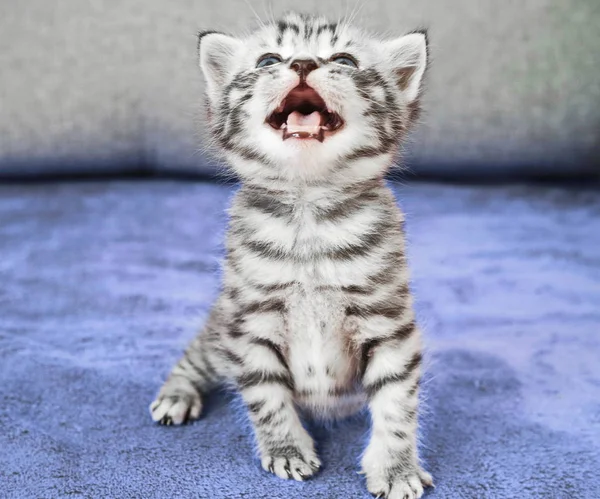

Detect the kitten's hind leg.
[{"left": 150, "top": 308, "right": 227, "bottom": 425}]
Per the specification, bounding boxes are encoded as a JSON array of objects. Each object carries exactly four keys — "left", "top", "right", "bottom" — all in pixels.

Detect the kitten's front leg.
[
  {"left": 358, "top": 318, "right": 433, "bottom": 499},
  {"left": 237, "top": 338, "right": 321, "bottom": 481},
  {"left": 234, "top": 302, "right": 321, "bottom": 481},
  {"left": 240, "top": 372, "right": 320, "bottom": 481}
]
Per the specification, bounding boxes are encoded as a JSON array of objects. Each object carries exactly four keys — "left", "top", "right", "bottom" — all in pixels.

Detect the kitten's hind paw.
[{"left": 149, "top": 379, "right": 203, "bottom": 425}]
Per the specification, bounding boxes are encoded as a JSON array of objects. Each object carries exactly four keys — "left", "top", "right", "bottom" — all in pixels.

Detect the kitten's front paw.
[
  {"left": 260, "top": 444, "right": 321, "bottom": 482},
  {"left": 366, "top": 469, "right": 432, "bottom": 499},
  {"left": 149, "top": 378, "right": 203, "bottom": 425},
  {"left": 362, "top": 456, "right": 433, "bottom": 499}
]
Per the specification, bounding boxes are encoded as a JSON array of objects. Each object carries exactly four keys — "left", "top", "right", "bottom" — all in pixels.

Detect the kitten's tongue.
[{"left": 285, "top": 111, "right": 321, "bottom": 134}]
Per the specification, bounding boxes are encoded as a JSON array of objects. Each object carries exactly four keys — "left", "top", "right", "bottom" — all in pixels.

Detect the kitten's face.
[{"left": 199, "top": 13, "right": 427, "bottom": 183}]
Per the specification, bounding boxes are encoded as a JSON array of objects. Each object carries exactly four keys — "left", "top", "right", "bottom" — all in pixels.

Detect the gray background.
[{"left": 1, "top": 0, "right": 599, "bottom": 178}]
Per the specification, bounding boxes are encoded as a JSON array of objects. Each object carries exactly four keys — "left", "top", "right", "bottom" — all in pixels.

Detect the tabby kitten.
[{"left": 150, "top": 12, "right": 432, "bottom": 499}]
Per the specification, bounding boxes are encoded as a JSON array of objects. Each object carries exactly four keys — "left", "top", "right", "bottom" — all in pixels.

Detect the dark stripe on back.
[
  {"left": 254, "top": 281, "right": 296, "bottom": 292},
  {"left": 241, "top": 298, "right": 287, "bottom": 315},
  {"left": 407, "top": 377, "right": 420, "bottom": 397},
  {"left": 391, "top": 320, "right": 417, "bottom": 342},
  {"left": 337, "top": 266, "right": 406, "bottom": 295},
  {"left": 219, "top": 346, "right": 244, "bottom": 365},
  {"left": 242, "top": 239, "right": 289, "bottom": 260},
  {"left": 342, "top": 284, "right": 372, "bottom": 295},
  {"left": 228, "top": 319, "right": 245, "bottom": 339},
  {"left": 244, "top": 192, "right": 294, "bottom": 219},
  {"left": 370, "top": 255, "right": 406, "bottom": 286},
  {"left": 345, "top": 301, "right": 404, "bottom": 319},
  {"left": 326, "top": 219, "right": 392, "bottom": 260}
]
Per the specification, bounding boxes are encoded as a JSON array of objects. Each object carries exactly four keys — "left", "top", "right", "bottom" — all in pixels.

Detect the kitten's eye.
[
  {"left": 256, "top": 54, "right": 282, "bottom": 68},
  {"left": 331, "top": 54, "right": 358, "bottom": 68}
]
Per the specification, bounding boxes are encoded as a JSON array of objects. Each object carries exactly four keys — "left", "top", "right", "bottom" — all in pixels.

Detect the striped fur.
[{"left": 150, "top": 12, "right": 432, "bottom": 499}]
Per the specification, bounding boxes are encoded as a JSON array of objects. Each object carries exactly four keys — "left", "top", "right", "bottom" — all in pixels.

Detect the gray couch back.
[{"left": 2, "top": 0, "right": 599, "bottom": 179}]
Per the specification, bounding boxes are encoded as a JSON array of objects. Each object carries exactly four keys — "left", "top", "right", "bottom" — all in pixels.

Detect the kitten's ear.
[
  {"left": 384, "top": 30, "right": 428, "bottom": 102},
  {"left": 198, "top": 31, "right": 243, "bottom": 100}
]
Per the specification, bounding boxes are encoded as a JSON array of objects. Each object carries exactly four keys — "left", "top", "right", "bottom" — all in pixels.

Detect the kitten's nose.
[{"left": 290, "top": 59, "right": 319, "bottom": 81}]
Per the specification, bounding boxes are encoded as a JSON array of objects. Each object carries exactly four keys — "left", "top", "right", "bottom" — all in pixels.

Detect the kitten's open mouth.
[{"left": 266, "top": 86, "right": 343, "bottom": 142}]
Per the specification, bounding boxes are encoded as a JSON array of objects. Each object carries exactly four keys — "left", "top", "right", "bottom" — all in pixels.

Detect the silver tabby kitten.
[{"left": 150, "top": 12, "right": 432, "bottom": 499}]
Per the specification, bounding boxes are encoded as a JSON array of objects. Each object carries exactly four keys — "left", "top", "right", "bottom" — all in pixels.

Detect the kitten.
[{"left": 150, "top": 12, "right": 432, "bottom": 499}]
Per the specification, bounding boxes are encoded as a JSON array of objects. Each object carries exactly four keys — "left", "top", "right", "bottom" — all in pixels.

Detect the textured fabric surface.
[
  {"left": 2, "top": 0, "right": 600, "bottom": 178},
  {"left": 0, "top": 180, "right": 599, "bottom": 498}
]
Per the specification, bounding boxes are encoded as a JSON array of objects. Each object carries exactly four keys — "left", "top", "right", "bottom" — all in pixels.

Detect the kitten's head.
[{"left": 199, "top": 12, "right": 427, "bottom": 184}]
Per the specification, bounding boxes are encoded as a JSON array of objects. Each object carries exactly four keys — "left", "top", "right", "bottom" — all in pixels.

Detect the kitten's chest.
[
  {"left": 285, "top": 287, "right": 363, "bottom": 417},
  {"left": 230, "top": 187, "right": 394, "bottom": 289},
  {"left": 281, "top": 209, "right": 377, "bottom": 286}
]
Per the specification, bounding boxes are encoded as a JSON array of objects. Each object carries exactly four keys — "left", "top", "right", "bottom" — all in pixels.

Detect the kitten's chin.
[{"left": 265, "top": 85, "right": 344, "bottom": 143}]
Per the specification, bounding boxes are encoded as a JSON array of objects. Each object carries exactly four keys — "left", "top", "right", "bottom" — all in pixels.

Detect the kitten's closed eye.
[
  {"left": 330, "top": 54, "right": 358, "bottom": 68},
  {"left": 257, "top": 54, "right": 282, "bottom": 68}
]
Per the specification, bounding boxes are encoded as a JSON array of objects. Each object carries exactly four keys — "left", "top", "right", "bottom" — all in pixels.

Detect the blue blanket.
[{"left": 1, "top": 180, "right": 598, "bottom": 498}]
